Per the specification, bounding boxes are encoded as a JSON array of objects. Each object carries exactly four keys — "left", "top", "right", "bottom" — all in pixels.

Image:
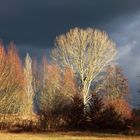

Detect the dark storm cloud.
[{"left": 0, "top": 0, "right": 140, "bottom": 47}]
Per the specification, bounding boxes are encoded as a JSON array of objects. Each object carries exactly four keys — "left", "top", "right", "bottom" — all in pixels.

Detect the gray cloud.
[{"left": 108, "top": 12, "right": 140, "bottom": 107}]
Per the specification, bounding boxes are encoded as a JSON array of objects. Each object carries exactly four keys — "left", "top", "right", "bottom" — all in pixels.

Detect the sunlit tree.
[{"left": 52, "top": 28, "right": 117, "bottom": 105}]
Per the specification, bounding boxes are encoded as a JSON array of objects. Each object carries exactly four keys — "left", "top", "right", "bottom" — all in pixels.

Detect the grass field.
[{"left": 0, "top": 131, "right": 140, "bottom": 140}]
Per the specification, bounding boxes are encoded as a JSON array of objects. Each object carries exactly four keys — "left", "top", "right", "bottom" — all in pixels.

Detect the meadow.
[{"left": 0, "top": 132, "right": 140, "bottom": 140}]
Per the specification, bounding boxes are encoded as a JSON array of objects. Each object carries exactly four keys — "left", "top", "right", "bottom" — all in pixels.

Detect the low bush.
[{"left": 100, "top": 99, "right": 132, "bottom": 129}]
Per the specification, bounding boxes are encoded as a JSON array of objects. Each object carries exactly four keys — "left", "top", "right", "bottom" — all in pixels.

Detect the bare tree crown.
[{"left": 52, "top": 28, "right": 117, "bottom": 104}]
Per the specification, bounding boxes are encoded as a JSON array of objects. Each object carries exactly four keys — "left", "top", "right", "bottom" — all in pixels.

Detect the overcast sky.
[{"left": 0, "top": 0, "right": 140, "bottom": 107}]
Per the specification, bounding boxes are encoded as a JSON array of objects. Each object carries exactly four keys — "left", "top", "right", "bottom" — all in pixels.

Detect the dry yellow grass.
[{"left": 0, "top": 131, "right": 139, "bottom": 140}]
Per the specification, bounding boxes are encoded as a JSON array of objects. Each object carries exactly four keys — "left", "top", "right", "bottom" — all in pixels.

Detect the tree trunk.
[{"left": 82, "top": 84, "right": 90, "bottom": 114}]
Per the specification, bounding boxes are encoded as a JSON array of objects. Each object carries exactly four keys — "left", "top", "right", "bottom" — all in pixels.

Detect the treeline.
[{"left": 0, "top": 28, "right": 137, "bottom": 132}]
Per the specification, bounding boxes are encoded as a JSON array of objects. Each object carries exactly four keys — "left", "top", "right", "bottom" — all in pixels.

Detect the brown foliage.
[
  {"left": 105, "top": 99, "right": 132, "bottom": 120},
  {"left": 61, "top": 67, "right": 77, "bottom": 100},
  {"left": 7, "top": 42, "right": 25, "bottom": 89},
  {"left": 100, "top": 99, "right": 132, "bottom": 129},
  {"left": 38, "top": 56, "right": 81, "bottom": 130},
  {"left": 0, "top": 42, "right": 24, "bottom": 114}
]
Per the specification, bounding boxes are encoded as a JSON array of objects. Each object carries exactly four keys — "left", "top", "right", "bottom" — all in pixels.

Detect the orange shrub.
[{"left": 105, "top": 99, "right": 132, "bottom": 120}]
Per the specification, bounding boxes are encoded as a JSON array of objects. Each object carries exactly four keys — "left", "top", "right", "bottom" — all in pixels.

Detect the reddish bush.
[
  {"left": 105, "top": 99, "right": 132, "bottom": 120},
  {"left": 100, "top": 99, "right": 132, "bottom": 129}
]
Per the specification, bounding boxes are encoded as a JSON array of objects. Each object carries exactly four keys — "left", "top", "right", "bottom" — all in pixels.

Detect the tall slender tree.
[{"left": 22, "top": 53, "right": 34, "bottom": 119}]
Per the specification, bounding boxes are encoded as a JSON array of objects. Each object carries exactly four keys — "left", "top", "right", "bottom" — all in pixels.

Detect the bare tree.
[
  {"left": 103, "top": 65, "right": 130, "bottom": 100},
  {"left": 39, "top": 59, "right": 63, "bottom": 130},
  {"left": 52, "top": 28, "right": 117, "bottom": 105},
  {"left": 0, "top": 42, "right": 24, "bottom": 115},
  {"left": 38, "top": 56, "right": 78, "bottom": 130}
]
